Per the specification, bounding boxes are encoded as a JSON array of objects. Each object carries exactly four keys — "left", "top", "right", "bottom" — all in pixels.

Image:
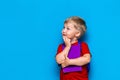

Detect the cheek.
[
  {"left": 67, "top": 31, "right": 73, "bottom": 35},
  {"left": 67, "top": 32, "right": 74, "bottom": 37}
]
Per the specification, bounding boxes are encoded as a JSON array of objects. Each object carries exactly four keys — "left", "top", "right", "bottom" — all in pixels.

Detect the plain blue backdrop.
[{"left": 0, "top": 0, "right": 120, "bottom": 80}]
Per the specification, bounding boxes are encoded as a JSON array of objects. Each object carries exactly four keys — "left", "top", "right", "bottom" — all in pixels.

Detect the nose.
[{"left": 62, "top": 28, "right": 66, "bottom": 34}]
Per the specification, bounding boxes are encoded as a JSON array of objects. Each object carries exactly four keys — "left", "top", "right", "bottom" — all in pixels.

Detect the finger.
[
  {"left": 62, "top": 63, "right": 65, "bottom": 68},
  {"left": 65, "top": 56, "right": 69, "bottom": 60},
  {"left": 66, "top": 37, "right": 70, "bottom": 42},
  {"left": 63, "top": 36, "right": 66, "bottom": 41}
]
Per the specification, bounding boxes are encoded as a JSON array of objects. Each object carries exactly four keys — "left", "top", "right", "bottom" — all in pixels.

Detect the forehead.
[{"left": 64, "top": 22, "right": 75, "bottom": 28}]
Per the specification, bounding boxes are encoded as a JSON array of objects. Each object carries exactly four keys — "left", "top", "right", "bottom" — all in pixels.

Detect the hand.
[
  {"left": 56, "top": 54, "right": 65, "bottom": 64},
  {"left": 63, "top": 36, "right": 71, "bottom": 47},
  {"left": 61, "top": 56, "right": 70, "bottom": 68}
]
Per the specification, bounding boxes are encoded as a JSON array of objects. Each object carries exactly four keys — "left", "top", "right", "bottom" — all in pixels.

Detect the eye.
[{"left": 67, "top": 27, "right": 70, "bottom": 30}]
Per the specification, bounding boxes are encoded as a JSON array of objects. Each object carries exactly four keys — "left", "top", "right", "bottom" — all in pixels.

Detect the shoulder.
[
  {"left": 81, "top": 41, "right": 88, "bottom": 45},
  {"left": 56, "top": 43, "right": 63, "bottom": 54},
  {"left": 81, "top": 42, "right": 89, "bottom": 47},
  {"left": 80, "top": 42, "right": 90, "bottom": 54},
  {"left": 57, "top": 43, "right": 63, "bottom": 48}
]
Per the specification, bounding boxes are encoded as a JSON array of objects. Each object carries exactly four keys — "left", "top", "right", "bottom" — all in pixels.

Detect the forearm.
[
  {"left": 62, "top": 46, "right": 71, "bottom": 56},
  {"left": 69, "top": 54, "right": 91, "bottom": 66},
  {"left": 56, "top": 46, "right": 71, "bottom": 64}
]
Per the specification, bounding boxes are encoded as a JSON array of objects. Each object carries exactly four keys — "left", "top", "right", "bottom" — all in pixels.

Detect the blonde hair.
[{"left": 64, "top": 16, "right": 87, "bottom": 38}]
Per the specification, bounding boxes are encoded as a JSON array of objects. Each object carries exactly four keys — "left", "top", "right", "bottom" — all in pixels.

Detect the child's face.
[{"left": 62, "top": 22, "right": 80, "bottom": 40}]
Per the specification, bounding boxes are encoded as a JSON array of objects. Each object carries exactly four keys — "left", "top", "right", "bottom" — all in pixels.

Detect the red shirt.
[{"left": 57, "top": 42, "right": 90, "bottom": 80}]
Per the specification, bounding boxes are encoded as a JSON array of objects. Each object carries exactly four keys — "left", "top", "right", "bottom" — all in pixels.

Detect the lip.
[{"left": 62, "top": 34, "right": 66, "bottom": 36}]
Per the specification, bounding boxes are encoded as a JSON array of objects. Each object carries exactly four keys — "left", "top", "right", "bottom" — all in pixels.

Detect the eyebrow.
[{"left": 64, "top": 25, "right": 71, "bottom": 28}]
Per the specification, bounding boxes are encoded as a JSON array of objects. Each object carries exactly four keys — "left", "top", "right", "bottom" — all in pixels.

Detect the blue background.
[{"left": 0, "top": 0, "right": 120, "bottom": 80}]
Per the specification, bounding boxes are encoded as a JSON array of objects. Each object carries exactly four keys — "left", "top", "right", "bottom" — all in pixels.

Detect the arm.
[
  {"left": 62, "top": 42, "right": 91, "bottom": 68},
  {"left": 69, "top": 53, "right": 91, "bottom": 66},
  {"left": 56, "top": 46, "right": 71, "bottom": 64},
  {"left": 61, "top": 53, "right": 90, "bottom": 68},
  {"left": 56, "top": 36, "right": 71, "bottom": 64}
]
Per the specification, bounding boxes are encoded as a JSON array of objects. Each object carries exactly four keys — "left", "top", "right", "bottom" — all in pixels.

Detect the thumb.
[{"left": 65, "top": 55, "right": 69, "bottom": 60}]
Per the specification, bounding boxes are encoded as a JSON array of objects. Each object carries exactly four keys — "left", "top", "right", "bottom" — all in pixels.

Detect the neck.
[{"left": 70, "top": 38, "right": 78, "bottom": 44}]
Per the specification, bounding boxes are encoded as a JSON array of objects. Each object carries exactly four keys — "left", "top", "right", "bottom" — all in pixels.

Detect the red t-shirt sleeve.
[
  {"left": 81, "top": 42, "right": 90, "bottom": 55},
  {"left": 56, "top": 44, "right": 62, "bottom": 54}
]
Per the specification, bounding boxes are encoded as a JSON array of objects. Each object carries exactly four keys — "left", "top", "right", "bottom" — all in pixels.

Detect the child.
[{"left": 56, "top": 16, "right": 91, "bottom": 80}]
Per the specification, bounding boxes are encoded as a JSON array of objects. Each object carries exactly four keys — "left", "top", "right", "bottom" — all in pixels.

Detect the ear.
[{"left": 75, "top": 31, "right": 81, "bottom": 38}]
